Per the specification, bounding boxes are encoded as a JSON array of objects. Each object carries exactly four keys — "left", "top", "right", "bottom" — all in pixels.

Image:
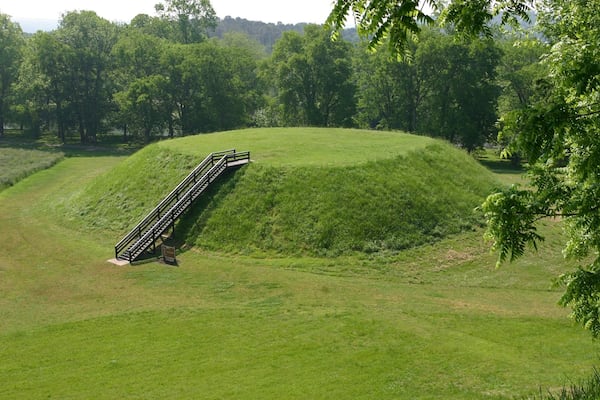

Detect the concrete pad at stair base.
[{"left": 107, "top": 258, "right": 129, "bottom": 266}]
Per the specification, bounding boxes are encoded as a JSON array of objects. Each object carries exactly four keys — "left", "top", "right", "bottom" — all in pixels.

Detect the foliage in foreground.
[
  {"left": 481, "top": 0, "right": 600, "bottom": 337},
  {"left": 527, "top": 369, "right": 600, "bottom": 400},
  {"left": 326, "top": 0, "right": 531, "bottom": 57}
]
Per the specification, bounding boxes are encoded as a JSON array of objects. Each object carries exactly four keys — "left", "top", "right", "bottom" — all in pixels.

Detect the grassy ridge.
[
  {"left": 159, "top": 127, "right": 435, "bottom": 166},
  {"left": 65, "top": 144, "right": 199, "bottom": 234}
]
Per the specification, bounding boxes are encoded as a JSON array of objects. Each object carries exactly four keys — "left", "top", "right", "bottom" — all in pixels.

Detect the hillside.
[
  {"left": 0, "top": 128, "right": 597, "bottom": 399},
  {"left": 70, "top": 128, "right": 499, "bottom": 256}
]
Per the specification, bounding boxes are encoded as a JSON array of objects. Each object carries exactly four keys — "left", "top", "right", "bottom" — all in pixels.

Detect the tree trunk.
[
  {"left": 0, "top": 100, "right": 4, "bottom": 137},
  {"left": 144, "top": 126, "right": 151, "bottom": 143},
  {"left": 56, "top": 101, "right": 65, "bottom": 143},
  {"left": 78, "top": 114, "right": 86, "bottom": 144}
]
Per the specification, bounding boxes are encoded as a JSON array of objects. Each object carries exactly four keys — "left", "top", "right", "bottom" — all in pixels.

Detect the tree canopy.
[
  {"left": 0, "top": 14, "right": 24, "bottom": 137},
  {"left": 270, "top": 25, "right": 356, "bottom": 127},
  {"left": 353, "top": 29, "right": 501, "bottom": 150},
  {"left": 155, "top": 0, "right": 217, "bottom": 43},
  {"left": 480, "top": 0, "right": 600, "bottom": 337},
  {"left": 0, "top": 0, "right": 541, "bottom": 151},
  {"left": 326, "top": 0, "right": 532, "bottom": 57}
]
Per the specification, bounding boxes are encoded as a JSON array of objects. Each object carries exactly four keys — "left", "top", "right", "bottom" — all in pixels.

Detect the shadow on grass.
[
  {"left": 477, "top": 153, "right": 524, "bottom": 175},
  {"left": 0, "top": 129, "right": 142, "bottom": 157},
  {"left": 173, "top": 166, "right": 248, "bottom": 255}
]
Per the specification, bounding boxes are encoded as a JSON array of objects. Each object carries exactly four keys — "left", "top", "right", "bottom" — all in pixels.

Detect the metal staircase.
[{"left": 114, "top": 149, "right": 250, "bottom": 263}]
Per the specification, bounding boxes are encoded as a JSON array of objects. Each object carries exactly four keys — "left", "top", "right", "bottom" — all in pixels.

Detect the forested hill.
[{"left": 210, "top": 16, "right": 358, "bottom": 52}]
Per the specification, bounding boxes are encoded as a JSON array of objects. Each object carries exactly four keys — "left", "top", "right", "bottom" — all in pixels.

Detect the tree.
[
  {"left": 112, "top": 29, "right": 170, "bottom": 140},
  {"left": 129, "top": 13, "right": 175, "bottom": 40},
  {"left": 496, "top": 38, "right": 547, "bottom": 113},
  {"left": 495, "top": 37, "right": 547, "bottom": 164},
  {"left": 11, "top": 39, "right": 48, "bottom": 136},
  {"left": 354, "top": 29, "right": 500, "bottom": 150},
  {"left": 114, "top": 75, "right": 170, "bottom": 142},
  {"left": 0, "top": 14, "right": 24, "bottom": 137},
  {"left": 55, "top": 11, "right": 118, "bottom": 143},
  {"left": 271, "top": 25, "right": 356, "bottom": 127},
  {"left": 326, "top": 0, "right": 532, "bottom": 58},
  {"left": 26, "top": 31, "right": 77, "bottom": 142},
  {"left": 481, "top": 0, "right": 600, "bottom": 336},
  {"left": 155, "top": 0, "right": 217, "bottom": 43},
  {"left": 416, "top": 31, "right": 501, "bottom": 151},
  {"left": 354, "top": 41, "right": 421, "bottom": 131}
]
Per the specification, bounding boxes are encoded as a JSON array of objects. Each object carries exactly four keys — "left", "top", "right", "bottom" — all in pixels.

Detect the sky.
[{"left": 0, "top": 0, "right": 336, "bottom": 31}]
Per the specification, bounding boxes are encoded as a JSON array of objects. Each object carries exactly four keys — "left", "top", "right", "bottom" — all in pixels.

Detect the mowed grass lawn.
[
  {"left": 160, "top": 127, "right": 435, "bottom": 166},
  {"left": 0, "top": 131, "right": 597, "bottom": 399}
]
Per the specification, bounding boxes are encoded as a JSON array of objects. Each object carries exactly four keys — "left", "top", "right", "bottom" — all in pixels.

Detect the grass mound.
[
  {"left": 161, "top": 127, "right": 435, "bottom": 166},
  {"left": 70, "top": 128, "right": 499, "bottom": 255},
  {"left": 184, "top": 142, "right": 498, "bottom": 255}
]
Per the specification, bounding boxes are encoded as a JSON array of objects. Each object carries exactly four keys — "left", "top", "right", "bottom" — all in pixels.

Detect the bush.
[{"left": 527, "top": 369, "right": 600, "bottom": 400}]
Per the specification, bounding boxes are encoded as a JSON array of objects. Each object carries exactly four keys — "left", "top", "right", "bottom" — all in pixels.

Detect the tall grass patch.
[{"left": 0, "top": 148, "right": 63, "bottom": 190}]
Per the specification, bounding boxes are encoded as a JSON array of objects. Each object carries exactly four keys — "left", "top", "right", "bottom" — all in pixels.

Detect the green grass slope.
[
  {"left": 70, "top": 128, "right": 499, "bottom": 255},
  {"left": 185, "top": 142, "right": 497, "bottom": 255},
  {"left": 0, "top": 142, "right": 597, "bottom": 399},
  {"left": 66, "top": 144, "right": 199, "bottom": 233}
]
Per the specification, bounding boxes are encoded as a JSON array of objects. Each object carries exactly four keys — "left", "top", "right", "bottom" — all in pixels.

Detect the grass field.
[{"left": 0, "top": 129, "right": 597, "bottom": 399}]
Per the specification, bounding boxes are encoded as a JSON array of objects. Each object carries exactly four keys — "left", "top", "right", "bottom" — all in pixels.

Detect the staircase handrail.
[
  {"left": 114, "top": 149, "right": 236, "bottom": 257},
  {"left": 122, "top": 156, "right": 229, "bottom": 261}
]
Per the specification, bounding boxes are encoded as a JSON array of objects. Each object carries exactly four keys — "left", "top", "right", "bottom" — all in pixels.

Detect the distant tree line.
[
  {"left": 210, "top": 16, "right": 359, "bottom": 53},
  {"left": 0, "top": 0, "right": 545, "bottom": 150}
]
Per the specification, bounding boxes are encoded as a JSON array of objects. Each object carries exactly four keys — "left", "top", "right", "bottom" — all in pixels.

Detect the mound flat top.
[{"left": 159, "top": 128, "right": 435, "bottom": 167}]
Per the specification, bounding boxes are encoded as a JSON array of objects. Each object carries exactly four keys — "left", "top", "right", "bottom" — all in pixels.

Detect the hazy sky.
[{"left": 0, "top": 0, "right": 335, "bottom": 25}]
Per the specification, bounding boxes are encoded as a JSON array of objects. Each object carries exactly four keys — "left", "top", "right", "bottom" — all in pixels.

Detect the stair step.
[{"left": 114, "top": 150, "right": 250, "bottom": 263}]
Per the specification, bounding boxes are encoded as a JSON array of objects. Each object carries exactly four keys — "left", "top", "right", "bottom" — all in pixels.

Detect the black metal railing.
[{"left": 114, "top": 149, "right": 250, "bottom": 262}]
